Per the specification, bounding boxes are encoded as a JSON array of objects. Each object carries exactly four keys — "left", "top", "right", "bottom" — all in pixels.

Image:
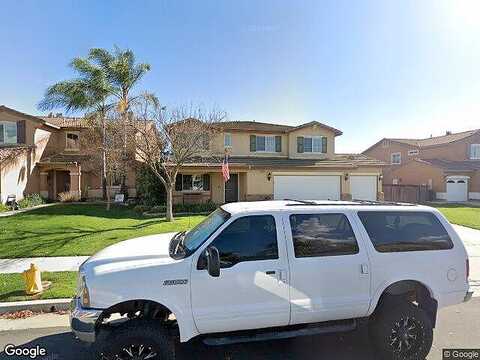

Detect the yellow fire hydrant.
[{"left": 23, "top": 263, "right": 43, "bottom": 295}]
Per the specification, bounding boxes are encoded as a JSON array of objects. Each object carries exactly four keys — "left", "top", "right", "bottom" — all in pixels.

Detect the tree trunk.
[
  {"left": 165, "top": 185, "right": 174, "bottom": 222},
  {"left": 101, "top": 117, "right": 107, "bottom": 200},
  {"left": 106, "top": 176, "right": 111, "bottom": 211}
]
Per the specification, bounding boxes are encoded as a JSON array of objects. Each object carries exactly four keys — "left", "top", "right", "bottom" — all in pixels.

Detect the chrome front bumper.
[{"left": 69, "top": 297, "right": 102, "bottom": 343}]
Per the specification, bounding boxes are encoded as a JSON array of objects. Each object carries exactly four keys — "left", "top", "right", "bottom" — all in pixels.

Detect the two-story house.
[
  {"left": 1, "top": 105, "right": 384, "bottom": 204},
  {"left": 0, "top": 105, "right": 136, "bottom": 203},
  {"left": 363, "top": 130, "right": 480, "bottom": 201},
  {"left": 173, "top": 120, "right": 384, "bottom": 204}
]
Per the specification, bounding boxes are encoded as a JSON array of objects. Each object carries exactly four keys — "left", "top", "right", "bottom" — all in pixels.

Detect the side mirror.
[{"left": 206, "top": 246, "right": 220, "bottom": 277}]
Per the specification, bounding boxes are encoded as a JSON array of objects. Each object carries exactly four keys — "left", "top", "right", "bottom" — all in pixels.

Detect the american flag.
[{"left": 222, "top": 155, "right": 230, "bottom": 182}]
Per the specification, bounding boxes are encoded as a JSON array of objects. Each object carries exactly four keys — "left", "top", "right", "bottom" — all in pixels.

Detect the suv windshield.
[{"left": 182, "top": 208, "right": 231, "bottom": 254}]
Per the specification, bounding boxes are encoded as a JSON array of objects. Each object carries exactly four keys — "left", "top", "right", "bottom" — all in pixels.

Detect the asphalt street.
[{"left": 0, "top": 298, "right": 478, "bottom": 360}]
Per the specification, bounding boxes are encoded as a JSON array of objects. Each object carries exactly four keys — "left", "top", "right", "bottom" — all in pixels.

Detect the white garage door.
[
  {"left": 273, "top": 175, "right": 341, "bottom": 201},
  {"left": 446, "top": 179, "right": 468, "bottom": 202},
  {"left": 350, "top": 175, "right": 377, "bottom": 201}
]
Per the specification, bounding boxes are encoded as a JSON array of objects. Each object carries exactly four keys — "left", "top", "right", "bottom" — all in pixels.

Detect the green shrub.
[
  {"left": 0, "top": 203, "right": 9, "bottom": 212},
  {"left": 58, "top": 191, "right": 79, "bottom": 203},
  {"left": 150, "top": 205, "right": 167, "bottom": 213},
  {"left": 173, "top": 201, "right": 217, "bottom": 213},
  {"left": 133, "top": 205, "right": 151, "bottom": 214},
  {"left": 18, "top": 194, "right": 46, "bottom": 209},
  {"left": 136, "top": 166, "right": 166, "bottom": 206}
]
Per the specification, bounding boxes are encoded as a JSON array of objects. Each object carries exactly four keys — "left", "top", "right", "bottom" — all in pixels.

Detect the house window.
[
  {"left": 201, "top": 134, "right": 210, "bottom": 150},
  {"left": 297, "top": 136, "right": 327, "bottom": 153},
  {"left": 176, "top": 174, "right": 210, "bottom": 191},
  {"left": 470, "top": 144, "right": 480, "bottom": 159},
  {"left": 250, "top": 135, "right": 282, "bottom": 153},
  {"left": 256, "top": 135, "right": 275, "bottom": 152},
  {"left": 391, "top": 152, "right": 401, "bottom": 165},
  {"left": 66, "top": 132, "right": 80, "bottom": 150},
  {"left": 408, "top": 149, "right": 419, "bottom": 156},
  {"left": 0, "top": 122, "right": 17, "bottom": 144},
  {"left": 224, "top": 133, "right": 232, "bottom": 148}
]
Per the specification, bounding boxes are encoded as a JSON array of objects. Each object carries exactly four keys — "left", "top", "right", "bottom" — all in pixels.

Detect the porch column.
[
  {"left": 69, "top": 168, "right": 81, "bottom": 200},
  {"left": 40, "top": 172, "right": 49, "bottom": 199}
]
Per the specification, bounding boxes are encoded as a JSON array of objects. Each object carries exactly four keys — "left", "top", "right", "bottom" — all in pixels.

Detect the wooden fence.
[{"left": 383, "top": 184, "right": 432, "bottom": 204}]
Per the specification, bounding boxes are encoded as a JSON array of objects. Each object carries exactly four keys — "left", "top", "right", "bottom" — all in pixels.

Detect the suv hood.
[{"left": 82, "top": 232, "right": 179, "bottom": 275}]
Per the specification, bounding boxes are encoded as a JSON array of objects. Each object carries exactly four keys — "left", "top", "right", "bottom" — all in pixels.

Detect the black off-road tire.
[
  {"left": 94, "top": 319, "right": 175, "bottom": 360},
  {"left": 369, "top": 297, "right": 433, "bottom": 360}
]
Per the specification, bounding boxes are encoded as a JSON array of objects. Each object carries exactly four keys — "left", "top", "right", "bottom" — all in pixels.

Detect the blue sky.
[{"left": 1, "top": 0, "right": 479, "bottom": 152}]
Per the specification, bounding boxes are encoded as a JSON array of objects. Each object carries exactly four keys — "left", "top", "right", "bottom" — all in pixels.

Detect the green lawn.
[
  {"left": 0, "top": 271, "right": 77, "bottom": 302},
  {"left": 430, "top": 203, "right": 480, "bottom": 230},
  {"left": 0, "top": 204, "right": 206, "bottom": 258}
]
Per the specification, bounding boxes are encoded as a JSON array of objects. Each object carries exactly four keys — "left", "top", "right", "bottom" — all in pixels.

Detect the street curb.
[{"left": 0, "top": 298, "right": 71, "bottom": 314}]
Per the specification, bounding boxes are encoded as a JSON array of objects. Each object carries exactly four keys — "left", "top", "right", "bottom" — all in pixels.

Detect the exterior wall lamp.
[
  {"left": 379, "top": 174, "right": 383, "bottom": 182},
  {"left": 344, "top": 173, "right": 349, "bottom": 181},
  {"left": 267, "top": 172, "right": 272, "bottom": 181}
]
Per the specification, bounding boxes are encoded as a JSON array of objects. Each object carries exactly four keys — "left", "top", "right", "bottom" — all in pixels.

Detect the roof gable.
[
  {"left": 215, "top": 120, "right": 342, "bottom": 136},
  {"left": 0, "top": 105, "right": 59, "bottom": 129}
]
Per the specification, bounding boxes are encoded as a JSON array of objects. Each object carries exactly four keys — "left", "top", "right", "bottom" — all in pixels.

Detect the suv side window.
[
  {"left": 290, "top": 213, "right": 359, "bottom": 257},
  {"left": 209, "top": 215, "right": 278, "bottom": 268},
  {"left": 358, "top": 211, "right": 454, "bottom": 252}
]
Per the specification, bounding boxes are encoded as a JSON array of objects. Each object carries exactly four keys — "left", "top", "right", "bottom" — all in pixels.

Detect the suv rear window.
[
  {"left": 290, "top": 213, "right": 359, "bottom": 257},
  {"left": 358, "top": 211, "right": 453, "bottom": 252}
]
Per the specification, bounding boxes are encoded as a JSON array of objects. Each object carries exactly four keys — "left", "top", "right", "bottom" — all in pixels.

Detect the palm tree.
[
  {"left": 39, "top": 46, "right": 153, "bottom": 199},
  {"left": 87, "top": 47, "right": 152, "bottom": 193},
  {"left": 38, "top": 57, "right": 112, "bottom": 200}
]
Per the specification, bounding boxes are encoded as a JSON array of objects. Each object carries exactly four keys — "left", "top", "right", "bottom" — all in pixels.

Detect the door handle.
[{"left": 360, "top": 264, "right": 369, "bottom": 274}]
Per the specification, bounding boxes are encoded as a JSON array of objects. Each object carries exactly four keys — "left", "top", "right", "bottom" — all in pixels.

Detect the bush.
[
  {"left": 18, "top": 194, "right": 46, "bottom": 209},
  {"left": 133, "top": 205, "right": 151, "bottom": 214},
  {"left": 173, "top": 201, "right": 217, "bottom": 213},
  {"left": 150, "top": 205, "right": 166, "bottom": 213},
  {"left": 0, "top": 203, "right": 9, "bottom": 212},
  {"left": 58, "top": 191, "right": 79, "bottom": 203},
  {"left": 136, "top": 166, "right": 166, "bottom": 206}
]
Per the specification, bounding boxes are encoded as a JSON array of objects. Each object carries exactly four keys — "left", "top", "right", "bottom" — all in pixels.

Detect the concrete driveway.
[{"left": 452, "top": 224, "right": 480, "bottom": 294}]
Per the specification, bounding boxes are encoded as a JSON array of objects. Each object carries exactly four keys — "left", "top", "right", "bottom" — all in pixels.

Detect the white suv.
[{"left": 70, "top": 200, "right": 472, "bottom": 360}]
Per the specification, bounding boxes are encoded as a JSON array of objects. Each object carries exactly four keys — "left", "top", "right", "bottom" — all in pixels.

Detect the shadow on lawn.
[
  {"left": 0, "top": 219, "right": 169, "bottom": 258},
  {"left": 13, "top": 203, "right": 145, "bottom": 220}
]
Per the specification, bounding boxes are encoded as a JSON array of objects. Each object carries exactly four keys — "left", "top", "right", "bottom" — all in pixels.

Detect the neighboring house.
[
  {"left": 363, "top": 130, "right": 480, "bottom": 202},
  {"left": 173, "top": 120, "right": 384, "bottom": 204},
  {"left": 0, "top": 105, "right": 136, "bottom": 203}
]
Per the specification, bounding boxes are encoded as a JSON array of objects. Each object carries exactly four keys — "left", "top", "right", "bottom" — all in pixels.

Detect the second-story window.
[
  {"left": 224, "top": 133, "right": 232, "bottom": 148},
  {"left": 470, "top": 144, "right": 480, "bottom": 160},
  {"left": 250, "top": 135, "right": 282, "bottom": 153},
  {"left": 297, "top": 136, "right": 327, "bottom": 153},
  {"left": 66, "top": 132, "right": 80, "bottom": 150},
  {"left": 0, "top": 122, "right": 17, "bottom": 144},
  {"left": 391, "top": 152, "right": 401, "bottom": 165}
]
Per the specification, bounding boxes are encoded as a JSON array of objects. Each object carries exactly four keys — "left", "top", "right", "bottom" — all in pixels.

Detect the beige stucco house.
[
  {"left": 1, "top": 104, "right": 384, "bottom": 204},
  {"left": 173, "top": 120, "right": 384, "bottom": 204},
  {"left": 363, "top": 130, "right": 480, "bottom": 201},
  {"left": 0, "top": 105, "right": 136, "bottom": 203}
]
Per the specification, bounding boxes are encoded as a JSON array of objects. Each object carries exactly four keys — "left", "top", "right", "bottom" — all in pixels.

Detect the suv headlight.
[{"left": 77, "top": 274, "right": 91, "bottom": 308}]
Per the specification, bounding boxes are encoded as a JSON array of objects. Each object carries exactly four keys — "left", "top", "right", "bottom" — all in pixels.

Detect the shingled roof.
[
  {"left": 390, "top": 129, "right": 479, "bottom": 148},
  {"left": 181, "top": 154, "right": 383, "bottom": 168},
  {"left": 215, "top": 120, "right": 343, "bottom": 136},
  {"left": 415, "top": 158, "right": 480, "bottom": 172},
  {"left": 38, "top": 116, "right": 87, "bottom": 128}
]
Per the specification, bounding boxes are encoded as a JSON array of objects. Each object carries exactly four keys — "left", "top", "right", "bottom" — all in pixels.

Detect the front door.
[
  {"left": 191, "top": 214, "right": 290, "bottom": 334},
  {"left": 285, "top": 211, "right": 371, "bottom": 324},
  {"left": 224, "top": 173, "right": 239, "bottom": 202}
]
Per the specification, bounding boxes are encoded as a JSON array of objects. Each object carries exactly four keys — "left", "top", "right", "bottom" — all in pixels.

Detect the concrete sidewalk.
[
  {"left": 452, "top": 224, "right": 480, "bottom": 294},
  {"left": 0, "top": 256, "right": 89, "bottom": 274}
]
